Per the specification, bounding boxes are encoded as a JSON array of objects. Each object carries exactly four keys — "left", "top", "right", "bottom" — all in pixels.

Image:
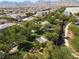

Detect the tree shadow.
[
  {"left": 18, "top": 42, "right": 33, "bottom": 51},
  {"left": 54, "top": 39, "right": 65, "bottom": 46}
]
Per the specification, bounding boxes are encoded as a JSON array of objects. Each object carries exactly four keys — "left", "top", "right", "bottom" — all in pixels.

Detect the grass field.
[{"left": 69, "top": 24, "right": 79, "bottom": 52}]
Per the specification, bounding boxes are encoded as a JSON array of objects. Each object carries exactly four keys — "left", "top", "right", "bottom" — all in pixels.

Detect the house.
[
  {"left": 21, "top": 16, "right": 34, "bottom": 21},
  {"left": 6, "top": 13, "right": 17, "bottom": 19},
  {"left": 64, "top": 7, "right": 79, "bottom": 16},
  {"left": 9, "top": 46, "right": 18, "bottom": 54},
  {"left": 35, "top": 10, "right": 49, "bottom": 17},
  {"left": 75, "top": 22, "right": 79, "bottom": 25},
  {"left": 36, "top": 36, "right": 48, "bottom": 43},
  {"left": 41, "top": 21, "right": 49, "bottom": 26},
  {"left": 0, "top": 23, "right": 15, "bottom": 32},
  {"left": 0, "top": 51, "right": 5, "bottom": 59},
  {"left": 0, "top": 19, "right": 10, "bottom": 24}
]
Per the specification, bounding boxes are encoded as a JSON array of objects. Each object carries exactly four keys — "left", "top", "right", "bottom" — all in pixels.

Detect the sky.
[{"left": 0, "top": 0, "right": 57, "bottom": 2}]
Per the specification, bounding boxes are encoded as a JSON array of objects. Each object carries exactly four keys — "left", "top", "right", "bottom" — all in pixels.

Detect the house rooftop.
[
  {"left": 0, "top": 23, "right": 15, "bottom": 30},
  {"left": 36, "top": 36, "right": 47, "bottom": 43},
  {"left": 64, "top": 7, "right": 79, "bottom": 15}
]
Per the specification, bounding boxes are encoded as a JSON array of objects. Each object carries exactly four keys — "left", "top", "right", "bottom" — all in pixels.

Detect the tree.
[
  {"left": 26, "top": 12, "right": 34, "bottom": 17},
  {"left": 54, "top": 12, "right": 61, "bottom": 19},
  {"left": 44, "top": 32, "right": 57, "bottom": 42},
  {"left": 56, "top": 7, "right": 66, "bottom": 13},
  {"left": 68, "top": 16, "right": 77, "bottom": 22},
  {"left": 74, "top": 12, "right": 79, "bottom": 16}
]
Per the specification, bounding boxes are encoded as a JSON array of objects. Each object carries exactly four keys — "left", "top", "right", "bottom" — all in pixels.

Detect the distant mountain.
[
  {"left": 0, "top": 0, "right": 79, "bottom": 8},
  {"left": 36, "top": 0, "right": 58, "bottom": 4},
  {"left": 0, "top": 1, "right": 33, "bottom": 8},
  {"left": 58, "top": 0, "right": 78, "bottom": 3},
  {"left": 0, "top": 0, "right": 59, "bottom": 8}
]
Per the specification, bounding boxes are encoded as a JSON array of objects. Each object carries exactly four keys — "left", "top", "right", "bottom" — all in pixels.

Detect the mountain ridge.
[{"left": 0, "top": 0, "right": 78, "bottom": 8}]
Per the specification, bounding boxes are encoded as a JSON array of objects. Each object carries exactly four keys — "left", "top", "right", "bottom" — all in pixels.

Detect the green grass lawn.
[{"left": 69, "top": 24, "right": 79, "bottom": 52}]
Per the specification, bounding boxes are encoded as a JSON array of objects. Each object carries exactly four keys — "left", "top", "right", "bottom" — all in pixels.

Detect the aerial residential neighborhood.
[{"left": 0, "top": 0, "right": 79, "bottom": 59}]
